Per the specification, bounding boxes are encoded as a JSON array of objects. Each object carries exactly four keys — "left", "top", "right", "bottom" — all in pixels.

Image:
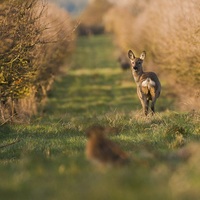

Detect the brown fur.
[
  {"left": 86, "top": 125, "right": 129, "bottom": 167},
  {"left": 128, "top": 50, "right": 161, "bottom": 115}
]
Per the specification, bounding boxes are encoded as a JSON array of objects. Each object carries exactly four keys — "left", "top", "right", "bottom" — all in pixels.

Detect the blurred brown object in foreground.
[{"left": 85, "top": 125, "right": 129, "bottom": 167}]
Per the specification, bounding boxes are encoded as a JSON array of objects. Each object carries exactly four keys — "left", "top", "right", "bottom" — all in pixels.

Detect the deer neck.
[{"left": 132, "top": 69, "right": 143, "bottom": 84}]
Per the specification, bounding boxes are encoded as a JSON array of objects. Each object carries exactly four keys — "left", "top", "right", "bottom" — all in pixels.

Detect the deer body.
[{"left": 128, "top": 50, "right": 161, "bottom": 115}]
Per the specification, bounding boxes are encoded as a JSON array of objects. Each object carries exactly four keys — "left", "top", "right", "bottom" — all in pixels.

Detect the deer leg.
[
  {"left": 150, "top": 98, "right": 156, "bottom": 115},
  {"left": 140, "top": 97, "right": 148, "bottom": 116},
  {"left": 149, "top": 88, "right": 158, "bottom": 115},
  {"left": 137, "top": 87, "right": 149, "bottom": 116},
  {"left": 145, "top": 98, "right": 149, "bottom": 116},
  {"left": 147, "top": 99, "right": 149, "bottom": 113}
]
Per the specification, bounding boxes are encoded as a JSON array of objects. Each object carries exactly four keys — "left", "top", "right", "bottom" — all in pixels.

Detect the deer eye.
[{"left": 137, "top": 61, "right": 141, "bottom": 65}]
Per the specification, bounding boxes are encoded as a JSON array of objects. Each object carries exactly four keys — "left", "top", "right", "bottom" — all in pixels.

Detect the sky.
[
  {"left": 49, "top": 0, "right": 89, "bottom": 16},
  {"left": 48, "top": 0, "right": 132, "bottom": 16}
]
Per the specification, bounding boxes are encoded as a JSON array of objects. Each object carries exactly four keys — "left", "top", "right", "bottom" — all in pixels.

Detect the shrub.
[
  {"left": 77, "top": 0, "right": 112, "bottom": 36},
  {"left": 0, "top": 0, "right": 75, "bottom": 122}
]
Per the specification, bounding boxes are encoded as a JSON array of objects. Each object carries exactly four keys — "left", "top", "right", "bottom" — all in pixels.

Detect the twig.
[
  {"left": 0, "top": 139, "right": 21, "bottom": 149},
  {"left": 0, "top": 113, "right": 18, "bottom": 126}
]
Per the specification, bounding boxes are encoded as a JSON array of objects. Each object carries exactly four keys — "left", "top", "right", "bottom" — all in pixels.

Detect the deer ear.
[
  {"left": 128, "top": 50, "right": 135, "bottom": 60},
  {"left": 140, "top": 51, "right": 146, "bottom": 60}
]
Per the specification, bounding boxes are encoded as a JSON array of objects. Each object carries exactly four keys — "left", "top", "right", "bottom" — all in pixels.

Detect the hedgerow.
[{"left": 0, "top": 0, "right": 75, "bottom": 122}]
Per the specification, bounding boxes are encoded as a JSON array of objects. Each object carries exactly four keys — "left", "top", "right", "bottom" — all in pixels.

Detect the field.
[{"left": 0, "top": 35, "right": 200, "bottom": 200}]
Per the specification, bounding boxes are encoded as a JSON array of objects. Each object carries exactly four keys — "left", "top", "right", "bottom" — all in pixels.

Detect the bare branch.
[{"left": 0, "top": 139, "right": 21, "bottom": 149}]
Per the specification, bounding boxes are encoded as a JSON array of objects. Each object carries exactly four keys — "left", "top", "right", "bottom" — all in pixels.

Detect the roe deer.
[{"left": 128, "top": 50, "right": 161, "bottom": 115}]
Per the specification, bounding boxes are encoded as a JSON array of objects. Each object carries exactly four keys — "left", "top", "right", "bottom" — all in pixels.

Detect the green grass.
[{"left": 0, "top": 35, "right": 200, "bottom": 200}]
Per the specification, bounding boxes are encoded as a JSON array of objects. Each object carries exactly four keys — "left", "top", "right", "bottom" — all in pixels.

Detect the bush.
[
  {"left": 77, "top": 0, "right": 112, "bottom": 36},
  {"left": 0, "top": 0, "right": 75, "bottom": 122}
]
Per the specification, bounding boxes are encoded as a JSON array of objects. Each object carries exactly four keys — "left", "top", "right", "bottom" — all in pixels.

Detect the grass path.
[
  {"left": 0, "top": 35, "right": 200, "bottom": 200},
  {"left": 45, "top": 35, "right": 173, "bottom": 120},
  {"left": 45, "top": 35, "right": 139, "bottom": 118}
]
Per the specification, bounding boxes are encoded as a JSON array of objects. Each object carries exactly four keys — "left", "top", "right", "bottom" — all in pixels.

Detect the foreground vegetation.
[{"left": 0, "top": 35, "right": 200, "bottom": 200}]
